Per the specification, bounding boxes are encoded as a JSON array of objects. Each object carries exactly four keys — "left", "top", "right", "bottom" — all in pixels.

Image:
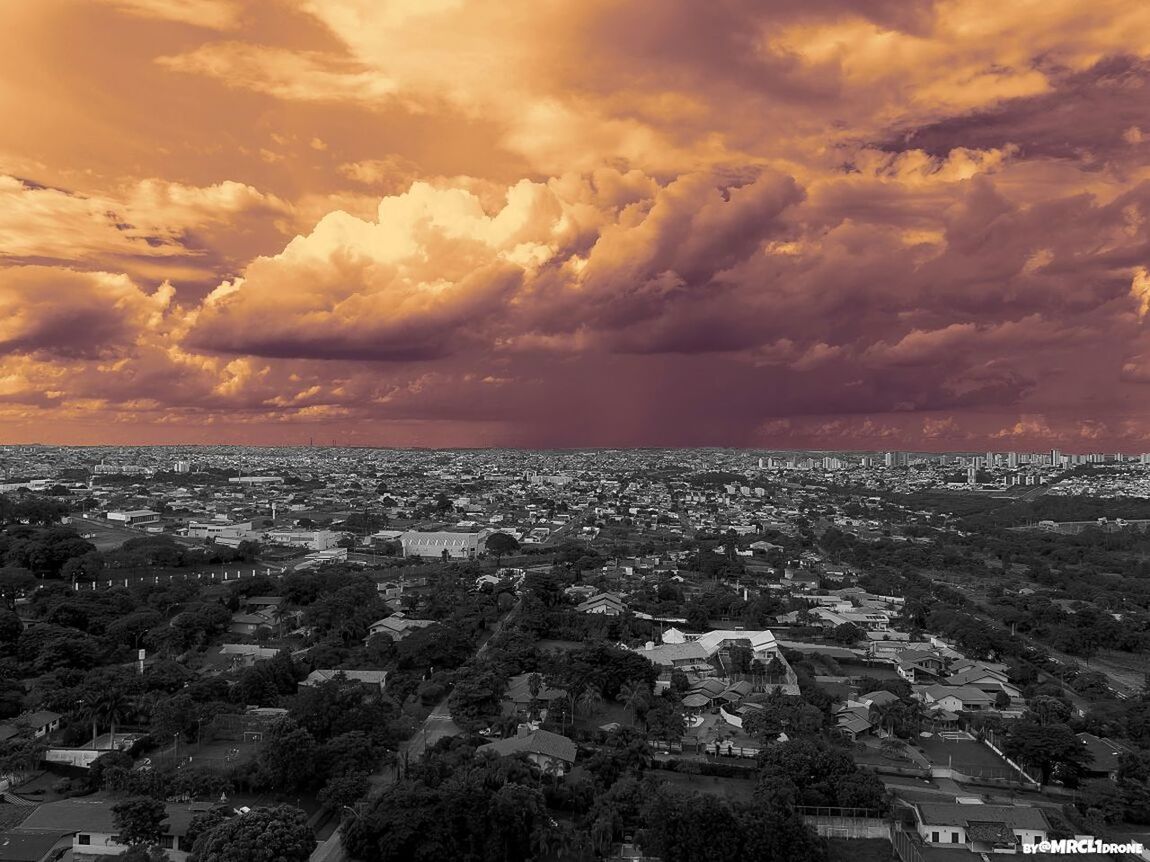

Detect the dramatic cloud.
[
  {"left": 0, "top": 267, "right": 174, "bottom": 359},
  {"left": 5, "top": 0, "right": 1150, "bottom": 447}
]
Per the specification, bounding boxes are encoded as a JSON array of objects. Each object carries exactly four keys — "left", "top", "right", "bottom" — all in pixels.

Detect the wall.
[{"left": 45, "top": 748, "right": 105, "bottom": 768}]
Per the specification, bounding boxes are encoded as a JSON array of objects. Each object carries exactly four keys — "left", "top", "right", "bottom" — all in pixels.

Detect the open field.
[{"left": 68, "top": 515, "right": 146, "bottom": 551}]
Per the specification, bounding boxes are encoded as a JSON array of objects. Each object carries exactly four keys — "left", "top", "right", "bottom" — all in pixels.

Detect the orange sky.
[{"left": 3, "top": 0, "right": 1150, "bottom": 448}]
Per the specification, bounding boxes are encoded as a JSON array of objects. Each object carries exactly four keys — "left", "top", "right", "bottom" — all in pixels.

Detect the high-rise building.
[
  {"left": 967, "top": 464, "right": 978, "bottom": 485},
  {"left": 1050, "top": 449, "right": 1062, "bottom": 467},
  {"left": 1006, "top": 452, "right": 1019, "bottom": 469}
]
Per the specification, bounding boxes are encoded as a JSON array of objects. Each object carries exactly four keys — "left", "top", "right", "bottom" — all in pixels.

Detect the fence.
[
  {"left": 794, "top": 806, "right": 890, "bottom": 840},
  {"left": 963, "top": 723, "right": 1042, "bottom": 787},
  {"left": 648, "top": 739, "right": 687, "bottom": 753},
  {"left": 76, "top": 567, "right": 285, "bottom": 591},
  {"left": 891, "top": 827, "right": 925, "bottom": 862}
]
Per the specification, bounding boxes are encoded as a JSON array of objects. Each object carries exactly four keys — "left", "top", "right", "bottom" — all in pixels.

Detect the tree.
[
  {"left": 756, "top": 740, "right": 887, "bottom": 811},
  {"left": 577, "top": 684, "right": 605, "bottom": 718},
  {"left": 319, "top": 771, "right": 369, "bottom": 812},
  {"left": 0, "top": 567, "right": 35, "bottom": 611},
  {"left": 343, "top": 754, "right": 558, "bottom": 862},
  {"left": 617, "top": 680, "right": 649, "bottom": 726},
  {"left": 484, "top": 532, "right": 520, "bottom": 564},
  {"left": 830, "top": 623, "right": 861, "bottom": 645},
  {"left": 190, "top": 805, "right": 315, "bottom": 862},
  {"left": 113, "top": 846, "right": 168, "bottom": 862},
  {"left": 1028, "top": 695, "right": 1071, "bottom": 727},
  {"left": 1004, "top": 721, "right": 1093, "bottom": 785},
  {"left": 640, "top": 787, "right": 826, "bottom": 862},
  {"left": 90, "top": 687, "right": 133, "bottom": 749},
  {"left": 113, "top": 797, "right": 167, "bottom": 846},
  {"left": 646, "top": 700, "right": 686, "bottom": 741},
  {"left": 185, "top": 808, "right": 232, "bottom": 847},
  {"left": 257, "top": 719, "right": 318, "bottom": 791}
]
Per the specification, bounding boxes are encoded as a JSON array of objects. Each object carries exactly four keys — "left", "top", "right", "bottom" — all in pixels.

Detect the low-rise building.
[
  {"left": 300, "top": 669, "right": 387, "bottom": 694},
  {"left": 367, "top": 612, "right": 435, "bottom": 642},
  {"left": 911, "top": 802, "right": 1050, "bottom": 853},
  {"left": 575, "top": 592, "right": 626, "bottom": 616},
  {"left": 400, "top": 530, "right": 484, "bottom": 559},
  {"left": 477, "top": 727, "right": 577, "bottom": 776}
]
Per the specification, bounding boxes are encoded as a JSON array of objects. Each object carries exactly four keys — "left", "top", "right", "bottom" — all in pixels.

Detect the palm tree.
[
  {"left": 576, "top": 684, "right": 605, "bottom": 718},
  {"left": 616, "top": 680, "right": 647, "bottom": 726},
  {"left": 527, "top": 673, "right": 542, "bottom": 720},
  {"left": 872, "top": 701, "right": 900, "bottom": 737},
  {"left": 91, "top": 688, "right": 132, "bottom": 750}
]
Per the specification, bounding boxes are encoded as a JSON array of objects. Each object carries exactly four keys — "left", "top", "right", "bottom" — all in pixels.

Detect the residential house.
[
  {"left": 834, "top": 703, "right": 874, "bottom": 741},
  {"left": 912, "top": 802, "right": 1050, "bottom": 852},
  {"left": 4, "top": 711, "right": 63, "bottom": 739},
  {"left": 0, "top": 828, "right": 72, "bottom": 862},
  {"left": 1077, "top": 733, "right": 1129, "bottom": 782},
  {"left": 945, "top": 663, "right": 1022, "bottom": 701},
  {"left": 228, "top": 596, "right": 289, "bottom": 637},
  {"left": 576, "top": 592, "right": 626, "bottom": 616},
  {"left": 366, "top": 612, "right": 435, "bottom": 642},
  {"left": 15, "top": 798, "right": 209, "bottom": 859},
  {"left": 637, "top": 641, "right": 712, "bottom": 673},
  {"left": 229, "top": 610, "right": 277, "bottom": 637},
  {"left": 896, "top": 649, "right": 947, "bottom": 684},
  {"left": 918, "top": 684, "right": 995, "bottom": 713},
  {"left": 504, "top": 673, "right": 567, "bottom": 718},
  {"left": 810, "top": 606, "right": 890, "bottom": 631},
  {"left": 477, "top": 727, "right": 577, "bottom": 776},
  {"left": 859, "top": 690, "right": 899, "bottom": 710},
  {"left": 300, "top": 669, "right": 387, "bottom": 695}
]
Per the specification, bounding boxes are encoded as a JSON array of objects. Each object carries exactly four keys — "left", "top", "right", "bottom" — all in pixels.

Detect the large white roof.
[{"left": 694, "top": 629, "right": 778, "bottom": 655}]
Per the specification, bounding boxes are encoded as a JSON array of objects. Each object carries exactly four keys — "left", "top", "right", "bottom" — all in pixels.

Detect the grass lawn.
[
  {"left": 914, "top": 736, "right": 1009, "bottom": 771},
  {"left": 826, "top": 838, "right": 893, "bottom": 862},
  {"left": 649, "top": 769, "right": 757, "bottom": 802}
]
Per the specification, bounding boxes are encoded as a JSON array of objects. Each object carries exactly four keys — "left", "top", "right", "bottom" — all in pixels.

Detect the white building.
[
  {"left": 106, "top": 510, "right": 159, "bottom": 526},
  {"left": 186, "top": 520, "right": 253, "bottom": 540},
  {"left": 400, "top": 530, "right": 486, "bottom": 559},
  {"left": 264, "top": 529, "right": 340, "bottom": 550}
]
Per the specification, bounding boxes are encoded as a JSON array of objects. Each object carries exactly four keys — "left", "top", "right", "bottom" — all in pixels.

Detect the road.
[{"left": 309, "top": 597, "right": 521, "bottom": 862}]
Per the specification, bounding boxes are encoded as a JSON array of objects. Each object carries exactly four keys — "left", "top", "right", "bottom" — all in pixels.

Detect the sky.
[{"left": 3, "top": 0, "right": 1150, "bottom": 450}]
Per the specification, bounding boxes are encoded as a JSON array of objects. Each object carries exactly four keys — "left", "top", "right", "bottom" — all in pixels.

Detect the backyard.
[{"left": 912, "top": 733, "right": 1017, "bottom": 777}]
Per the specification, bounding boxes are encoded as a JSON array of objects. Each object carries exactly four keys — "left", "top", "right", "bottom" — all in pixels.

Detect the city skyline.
[{"left": 4, "top": 1, "right": 1150, "bottom": 448}]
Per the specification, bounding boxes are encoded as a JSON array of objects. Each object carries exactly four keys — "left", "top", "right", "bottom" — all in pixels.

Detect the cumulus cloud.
[{"left": 0, "top": 267, "right": 174, "bottom": 359}]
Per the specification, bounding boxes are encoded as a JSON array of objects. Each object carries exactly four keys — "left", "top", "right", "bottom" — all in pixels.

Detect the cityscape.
[
  {"left": 8, "top": 0, "right": 1150, "bottom": 861},
  {"left": 0, "top": 446, "right": 1148, "bottom": 860}
]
